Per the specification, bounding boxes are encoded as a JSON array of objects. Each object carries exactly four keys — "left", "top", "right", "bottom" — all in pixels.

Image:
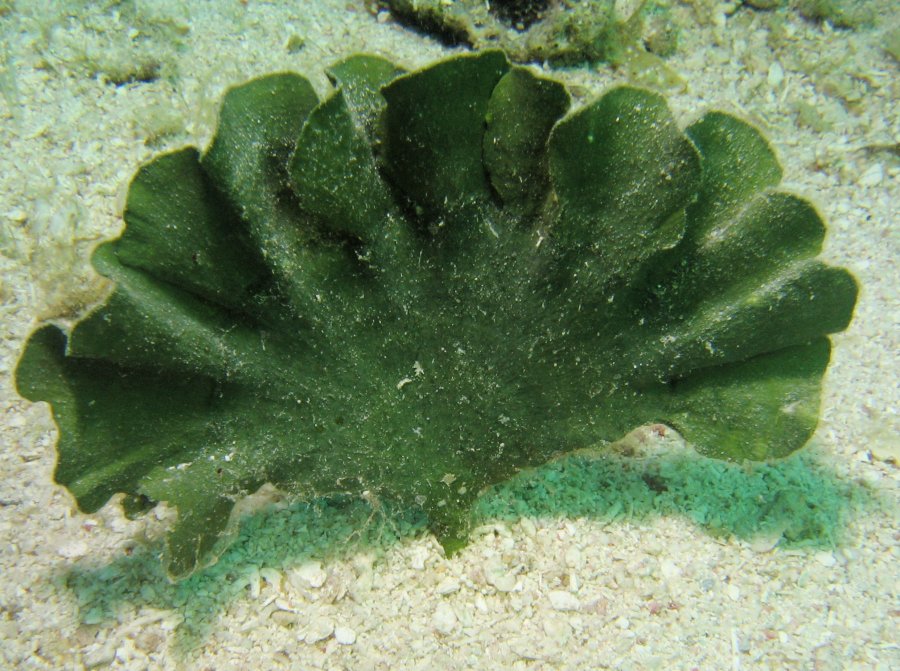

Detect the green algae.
[{"left": 17, "top": 51, "right": 857, "bottom": 580}]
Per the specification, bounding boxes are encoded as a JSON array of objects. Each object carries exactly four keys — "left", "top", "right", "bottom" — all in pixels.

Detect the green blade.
[
  {"left": 484, "top": 67, "right": 570, "bottom": 215},
  {"left": 14, "top": 55, "right": 859, "bottom": 579},
  {"left": 381, "top": 50, "right": 509, "bottom": 226}
]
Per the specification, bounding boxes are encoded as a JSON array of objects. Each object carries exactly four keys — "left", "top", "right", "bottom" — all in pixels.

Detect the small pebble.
[
  {"left": 435, "top": 577, "right": 460, "bottom": 595},
  {"left": 859, "top": 163, "right": 883, "bottom": 187},
  {"left": 483, "top": 556, "right": 516, "bottom": 592},
  {"left": 57, "top": 540, "right": 89, "bottom": 559},
  {"left": 660, "top": 559, "right": 682, "bottom": 581},
  {"left": 334, "top": 626, "right": 356, "bottom": 645},
  {"left": 83, "top": 644, "right": 116, "bottom": 669},
  {"left": 548, "top": 590, "right": 580, "bottom": 612},
  {"left": 749, "top": 532, "right": 783, "bottom": 554},
  {"left": 260, "top": 568, "right": 283, "bottom": 590},
  {"left": 542, "top": 617, "right": 572, "bottom": 640},
  {"left": 767, "top": 62, "right": 784, "bottom": 88},
  {"left": 726, "top": 584, "right": 741, "bottom": 602},
  {"left": 291, "top": 561, "right": 327, "bottom": 589},
  {"left": 410, "top": 546, "right": 429, "bottom": 570},
  {"left": 274, "top": 598, "right": 295, "bottom": 612},
  {"left": 492, "top": 574, "right": 517, "bottom": 593},
  {"left": 433, "top": 602, "right": 457, "bottom": 634},
  {"left": 304, "top": 618, "right": 334, "bottom": 644},
  {"left": 519, "top": 518, "right": 537, "bottom": 537},
  {"left": 565, "top": 547, "right": 583, "bottom": 568},
  {"left": 814, "top": 552, "right": 837, "bottom": 568},
  {"left": 7, "top": 208, "right": 27, "bottom": 222},
  {"left": 270, "top": 611, "right": 297, "bottom": 627}
]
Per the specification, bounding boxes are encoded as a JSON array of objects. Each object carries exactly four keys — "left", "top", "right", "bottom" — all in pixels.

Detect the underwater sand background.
[{"left": 0, "top": 1, "right": 897, "bottom": 669}]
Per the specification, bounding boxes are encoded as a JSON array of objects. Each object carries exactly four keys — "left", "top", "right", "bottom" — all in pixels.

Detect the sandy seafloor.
[{"left": 0, "top": 1, "right": 897, "bottom": 669}]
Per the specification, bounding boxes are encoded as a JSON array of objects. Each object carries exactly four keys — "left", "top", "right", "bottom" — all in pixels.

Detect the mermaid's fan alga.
[{"left": 16, "top": 51, "right": 857, "bottom": 579}]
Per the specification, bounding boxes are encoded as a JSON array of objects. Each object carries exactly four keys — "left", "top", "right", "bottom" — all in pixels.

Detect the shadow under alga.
[{"left": 61, "top": 443, "right": 876, "bottom": 653}]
